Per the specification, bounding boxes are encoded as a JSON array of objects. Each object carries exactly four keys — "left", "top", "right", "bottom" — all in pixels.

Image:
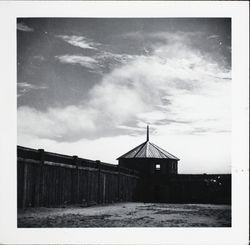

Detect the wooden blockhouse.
[{"left": 117, "top": 126, "right": 180, "bottom": 176}]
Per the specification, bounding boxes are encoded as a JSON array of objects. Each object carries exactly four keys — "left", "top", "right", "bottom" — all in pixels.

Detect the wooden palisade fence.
[{"left": 17, "top": 146, "right": 139, "bottom": 208}]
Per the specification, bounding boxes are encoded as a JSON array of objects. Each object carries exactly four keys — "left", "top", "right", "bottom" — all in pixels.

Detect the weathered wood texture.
[{"left": 17, "top": 146, "right": 139, "bottom": 208}]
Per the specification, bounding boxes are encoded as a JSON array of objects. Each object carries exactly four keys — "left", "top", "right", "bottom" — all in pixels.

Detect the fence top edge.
[{"left": 17, "top": 145, "right": 140, "bottom": 176}]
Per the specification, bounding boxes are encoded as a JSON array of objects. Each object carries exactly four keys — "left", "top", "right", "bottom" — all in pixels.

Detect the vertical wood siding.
[{"left": 17, "top": 146, "right": 139, "bottom": 208}]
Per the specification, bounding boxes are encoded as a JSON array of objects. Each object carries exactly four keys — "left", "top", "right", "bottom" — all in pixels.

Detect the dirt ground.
[{"left": 18, "top": 202, "right": 231, "bottom": 227}]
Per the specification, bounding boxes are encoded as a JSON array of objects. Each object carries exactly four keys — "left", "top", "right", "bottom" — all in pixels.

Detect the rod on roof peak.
[{"left": 146, "top": 125, "right": 149, "bottom": 141}]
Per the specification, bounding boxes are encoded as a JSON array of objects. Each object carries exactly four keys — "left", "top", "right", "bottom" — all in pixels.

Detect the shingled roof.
[{"left": 117, "top": 126, "right": 179, "bottom": 160}]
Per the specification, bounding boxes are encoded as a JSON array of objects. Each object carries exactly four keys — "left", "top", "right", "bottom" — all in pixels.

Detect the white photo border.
[{"left": 0, "top": 1, "right": 249, "bottom": 244}]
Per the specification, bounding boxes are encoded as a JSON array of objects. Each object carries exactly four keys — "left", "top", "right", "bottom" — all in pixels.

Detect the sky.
[{"left": 17, "top": 18, "right": 231, "bottom": 174}]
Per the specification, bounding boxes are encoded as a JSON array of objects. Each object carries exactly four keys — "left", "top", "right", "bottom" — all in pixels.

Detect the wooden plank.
[
  {"left": 97, "top": 160, "right": 101, "bottom": 204},
  {"left": 22, "top": 162, "right": 28, "bottom": 208},
  {"left": 34, "top": 149, "right": 45, "bottom": 207},
  {"left": 17, "top": 162, "right": 22, "bottom": 208},
  {"left": 103, "top": 174, "right": 106, "bottom": 203},
  {"left": 39, "top": 149, "right": 45, "bottom": 206},
  {"left": 117, "top": 165, "right": 120, "bottom": 202},
  {"left": 55, "top": 166, "right": 58, "bottom": 205},
  {"left": 86, "top": 170, "right": 89, "bottom": 203},
  {"left": 44, "top": 165, "right": 48, "bottom": 206}
]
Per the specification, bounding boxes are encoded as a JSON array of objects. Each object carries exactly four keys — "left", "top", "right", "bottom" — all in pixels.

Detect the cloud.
[
  {"left": 17, "top": 82, "right": 48, "bottom": 98},
  {"left": 18, "top": 106, "right": 96, "bottom": 141},
  {"left": 33, "top": 55, "right": 45, "bottom": 62},
  {"left": 55, "top": 55, "right": 100, "bottom": 70},
  {"left": 149, "top": 31, "right": 203, "bottom": 42},
  {"left": 95, "top": 47, "right": 230, "bottom": 133},
  {"left": 17, "top": 82, "right": 48, "bottom": 90},
  {"left": 96, "top": 51, "right": 138, "bottom": 65},
  {"left": 121, "top": 30, "right": 203, "bottom": 47},
  {"left": 55, "top": 51, "right": 140, "bottom": 73},
  {"left": 17, "top": 23, "right": 34, "bottom": 32},
  {"left": 57, "top": 35, "right": 100, "bottom": 50},
  {"left": 207, "top": 34, "right": 220, "bottom": 40},
  {"left": 122, "top": 30, "right": 230, "bottom": 68},
  {"left": 18, "top": 31, "right": 231, "bottom": 142}
]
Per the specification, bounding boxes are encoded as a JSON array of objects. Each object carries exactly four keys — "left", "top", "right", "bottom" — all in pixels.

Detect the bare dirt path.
[{"left": 18, "top": 202, "right": 231, "bottom": 227}]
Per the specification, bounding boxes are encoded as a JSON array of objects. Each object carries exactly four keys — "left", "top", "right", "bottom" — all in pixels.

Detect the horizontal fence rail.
[{"left": 17, "top": 146, "right": 139, "bottom": 208}]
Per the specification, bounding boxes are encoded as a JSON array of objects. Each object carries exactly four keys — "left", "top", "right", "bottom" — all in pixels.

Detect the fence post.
[
  {"left": 35, "top": 149, "right": 44, "bottom": 207},
  {"left": 96, "top": 160, "right": 101, "bottom": 204},
  {"left": 73, "top": 155, "right": 79, "bottom": 204}
]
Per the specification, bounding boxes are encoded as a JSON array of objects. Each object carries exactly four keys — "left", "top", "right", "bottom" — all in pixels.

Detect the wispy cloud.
[
  {"left": 33, "top": 55, "right": 45, "bottom": 62},
  {"left": 57, "top": 35, "right": 100, "bottom": 50},
  {"left": 121, "top": 30, "right": 203, "bottom": 46},
  {"left": 55, "top": 51, "right": 139, "bottom": 73},
  {"left": 17, "top": 82, "right": 48, "bottom": 98},
  {"left": 207, "top": 34, "right": 220, "bottom": 40},
  {"left": 17, "top": 23, "right": 34, "bottom": 32},
  {"left": 55, "top": 55, "right": 100, "bottom": 70},
  {"left": 96, "top": 51, "right": 138, "bottom": 66}
]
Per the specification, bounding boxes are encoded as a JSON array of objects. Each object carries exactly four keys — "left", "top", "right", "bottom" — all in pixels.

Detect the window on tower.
[{"left": 155, "top": 164, "right": 161, "bottom": 171}]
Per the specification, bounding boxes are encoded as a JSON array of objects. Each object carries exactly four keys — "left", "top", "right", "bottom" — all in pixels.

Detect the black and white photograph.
[
  {"left": 17, "top": 17, "right": 232, "bottom": 228},
  {"left": 0, "top": 1, "right": 248, "bottom": 245}
]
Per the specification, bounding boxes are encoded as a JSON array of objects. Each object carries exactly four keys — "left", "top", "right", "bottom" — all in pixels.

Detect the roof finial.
[{"left": 146, "top": 125, "right": 149, "bottom": 141}]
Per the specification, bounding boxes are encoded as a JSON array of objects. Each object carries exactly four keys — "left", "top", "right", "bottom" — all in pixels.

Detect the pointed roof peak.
[
  {"left": 117, "top": 124, "right": 180, "bottom": 160},
  {"left": 117, "top": 140, "right": 179, "bottom": 160},
  {"left": 146, "top": 125, "right": 149, "bottom": 142}
]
